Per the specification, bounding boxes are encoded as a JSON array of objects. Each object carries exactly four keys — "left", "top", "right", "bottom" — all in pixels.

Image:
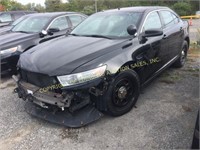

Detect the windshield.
[
  {"left": 12, "top": 16, "right": 50, "bottom": 33},
  {"left": 12, "top": 16, "right": 27, "bottom": 26},
  {"left": 71, "top": 12, "right": 142, "bottom": 39},
  {"left": 0, "top": 13, "right": 12, "bottom": 23}
]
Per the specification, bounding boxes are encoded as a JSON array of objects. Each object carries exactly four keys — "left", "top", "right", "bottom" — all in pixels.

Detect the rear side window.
[
  {"left": 49, "top": 16, "right": 69, "bottom": 30},
  {"left": 143, "top": 11, "right": 162, "bottom": 31},
  {"left": 0, "top": 13, "right": 12, "bottom": 22},
  {"left": 69, "top": 15, "right": 83, "bottom": 27},
  {"left": 160, "top": 11, "right": 176, "bottom": 28}
]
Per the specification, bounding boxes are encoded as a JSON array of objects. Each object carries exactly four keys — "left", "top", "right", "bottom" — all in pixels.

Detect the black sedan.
[
  {"left": 14, "top": 7, "right": 190, "bottom": 127},
  {"left": 0, "top": 15, "right": 29, "bottom": 35},
  {"left": 0, "top": 11, "right": 36, "bottom": 27},
  {"left": 1, "top": 12, "right": 87, "bottom": 74}
]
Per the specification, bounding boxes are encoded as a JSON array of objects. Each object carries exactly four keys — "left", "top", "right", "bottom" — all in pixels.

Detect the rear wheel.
[
  {"left": 103, "top": 70, "right": 140, "bottom": 116},
  {"left": 173, "top": 41, "right": 188, "bottom": 68}
]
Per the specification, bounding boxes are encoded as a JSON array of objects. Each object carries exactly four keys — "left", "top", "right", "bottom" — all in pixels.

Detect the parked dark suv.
[
  {"left": 14, "top": 7, "right": 190, "bottom": 127},
  {"left": 0, "top": 11, "right": 36, "bottom": 27},
  {"left": 1, "top": 12, "right": 87, "bottom": 74}
]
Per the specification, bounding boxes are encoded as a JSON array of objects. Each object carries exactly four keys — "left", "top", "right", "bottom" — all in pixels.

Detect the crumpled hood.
[
  {"left": 0, "top": 32, "right": 37, "bottom": 49},
  {"left": 18, "top": 36, "right": 126, "bottom": 76}
]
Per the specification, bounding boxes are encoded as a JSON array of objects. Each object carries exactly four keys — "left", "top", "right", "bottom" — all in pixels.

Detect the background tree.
[
  {"left": 172, "top": 2, "right": 192, "bottom": 16},
  {"left": 0, "top": 0, "right": 12, "bottom": 10},
  {"left": 24, "top": 3, "right": 45, "bottom": 12},
  {"left": 0, "top": 0, "right": 25, "bottom": 11},
  {"left": 45, "top": 0, "right": 62, "bottom": 12},
  {"left": 34, "top": 4, "right": 45, "bottom": 12},
  {"left": 10, "top": 1, "right": 24, "bottom": 10},
  {"left": 0, "top": 4, "right": 5, "bottom": 11}
]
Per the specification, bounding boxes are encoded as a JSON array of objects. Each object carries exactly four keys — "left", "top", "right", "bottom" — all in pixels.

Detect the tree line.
[{"left": 0, "top": 0, "right": 199, "bottom": 16}]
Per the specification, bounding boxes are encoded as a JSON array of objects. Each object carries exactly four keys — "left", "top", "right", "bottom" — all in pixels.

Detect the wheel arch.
[
  {"left": 110, "top": 61, "right": 141, "bottom": 82},
  {"left": 185, "top": 36, "right": 190, "bottom": 47},
  {"left": 24, "top": 45, "right": 36, "bottom": 52}
]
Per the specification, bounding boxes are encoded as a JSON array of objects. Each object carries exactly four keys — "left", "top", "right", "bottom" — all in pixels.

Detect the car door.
[
  {"left": 159, "top": 10, "right": 184, "bottom": 60},
  {"left": 40, "top": 16, "right": 70, "bottom": 43},
  {"left": 136, "top": 11, "right": 167, "bottom": 83}
]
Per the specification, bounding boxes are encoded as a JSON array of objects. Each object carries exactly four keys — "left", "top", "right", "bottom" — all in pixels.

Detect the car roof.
[
  {"left": 104, "top": 6, "right": 169, "bottom": 13},
  {"left": 0, "top": 11, "right": 37, "bottom": 14},
  {"left": 24, "top": 12, "right": 85, "bottom": 18}
]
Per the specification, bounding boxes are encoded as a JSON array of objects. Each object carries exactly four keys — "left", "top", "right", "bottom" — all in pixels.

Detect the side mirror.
[
  {"left": 143, "top": 29, "right": 163, "bottom": 37},
  {"left": 39, "top": 30, "right": 48, "bottom": 37},
  {"left": 47, "top": 28, "right": 60, "bottom": 35},
  {"left": 127, "top": 25, "right": 137, "bottom": 36},
  {"left": 66, "top": 28, "right": 72, "bottom": 35}
]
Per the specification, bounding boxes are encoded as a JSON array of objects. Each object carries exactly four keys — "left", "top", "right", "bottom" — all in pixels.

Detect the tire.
[
  {"left": 173, "top": 41, "right": 188, "bottom": 68},
  {"left": 102, "top": 70, "right": 140, "bottom": 117}
]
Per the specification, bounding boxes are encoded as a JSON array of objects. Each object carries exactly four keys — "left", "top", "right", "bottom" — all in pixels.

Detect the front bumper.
[
  {"left": 16, "top": 80, "right": 72, "bottom": 108},
  {"left": 24, "top": 101, "right": 103, "bottom": 128},
  {"left": 14, "top": 76, "right": 104, "bottom": 127},
  {"left": 1, "top": 52, "right": 20, "bottom": 74}
]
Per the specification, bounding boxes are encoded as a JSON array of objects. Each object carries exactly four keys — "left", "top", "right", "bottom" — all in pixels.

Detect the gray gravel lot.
[{"left": 0, "top": 20, "right": 199, "bottom": 150}]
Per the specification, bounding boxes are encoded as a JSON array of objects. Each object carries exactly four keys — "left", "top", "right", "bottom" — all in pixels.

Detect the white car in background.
[{"left": 195, "top": 11, "right": 200, "bottom": 18}]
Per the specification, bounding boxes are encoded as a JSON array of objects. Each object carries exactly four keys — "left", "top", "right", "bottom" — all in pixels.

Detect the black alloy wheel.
[
  {"left": 113, "top": 78, "right": 134, "bottom": 107},
  {"left": 102, "top": 70, "right": 140, "bottom": 116},
  {"left": 180, "top": 46, "right": 187, "bottom": 65},
  {"left": 174, "top": 41, "right": 188, "bottom": 68}
]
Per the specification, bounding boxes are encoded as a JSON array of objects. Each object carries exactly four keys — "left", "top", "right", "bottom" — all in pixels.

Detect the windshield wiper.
[
  {"left": 69, "top": 33, "right": 82, "bottom": 36},
  {"left": 69, "top": 34, "right": 112, "bottom": 39},
  {"left": 83, "top": 34, "right": 112, "bottom": 39},
  {"left": 14, "top": 31, "right": 30, "bottom": 33}
]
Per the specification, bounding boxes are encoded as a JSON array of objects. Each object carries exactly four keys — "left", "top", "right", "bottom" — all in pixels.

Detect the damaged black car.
[{"left": 13, "top": 7, "right": 190, "bottom": 127}]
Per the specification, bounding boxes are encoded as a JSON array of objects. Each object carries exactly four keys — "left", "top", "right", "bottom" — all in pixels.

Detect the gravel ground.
[{"left": 0, "top": 20, "right": 199, "bottom": 150}]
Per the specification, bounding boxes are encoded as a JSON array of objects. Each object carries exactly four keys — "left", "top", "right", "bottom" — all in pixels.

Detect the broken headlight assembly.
[{"left": 57, "top": 65, "right": 107, "bottom": 87}]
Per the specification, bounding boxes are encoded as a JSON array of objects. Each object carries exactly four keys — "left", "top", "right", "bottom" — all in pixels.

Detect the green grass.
[{"left": 159, "top": 71, "right": 182, "bottom": 84}]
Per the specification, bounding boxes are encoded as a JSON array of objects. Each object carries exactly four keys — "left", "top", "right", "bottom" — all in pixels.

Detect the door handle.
[
  {"left": 163, "top": 34, "right": 167, "bottom": 39},
  {"left": 136, "top": 54, "right": 150, "bottom": 63}
]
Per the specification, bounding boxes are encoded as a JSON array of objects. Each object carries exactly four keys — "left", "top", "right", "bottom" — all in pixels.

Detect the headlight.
[
  {"left": 0, "top": 47, "right": 18, "bottom": 55},
  {"left": 57, "top": 65, "right": 106, "bottom": 87}
]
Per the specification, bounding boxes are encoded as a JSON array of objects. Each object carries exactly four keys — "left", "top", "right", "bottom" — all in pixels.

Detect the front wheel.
[
  {"left": 173, "top": 41, "right": 188, "bottom": 68},
  {"left": 102, "top": 70, "right": 140, "bottom": 116}
]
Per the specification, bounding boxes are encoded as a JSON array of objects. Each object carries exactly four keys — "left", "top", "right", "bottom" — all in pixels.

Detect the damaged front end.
[{"left": 13, "top": 69, "right": 110, "bottom": 127}]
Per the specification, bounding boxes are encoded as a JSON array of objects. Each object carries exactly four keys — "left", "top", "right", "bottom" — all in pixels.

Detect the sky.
[
  {"left": 16, "top": 0, "right": 68, "bottom": 6},
  {"left": 16, "top": 0, "right": 46, "bottom": 6}
]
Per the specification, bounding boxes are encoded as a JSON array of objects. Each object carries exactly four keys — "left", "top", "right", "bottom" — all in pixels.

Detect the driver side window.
[
  {"left": 49, "top": 16, "right": 69, "bottom": 30},
  {"left": 143, "top": 12, "right": 162, "bottom": 32}
]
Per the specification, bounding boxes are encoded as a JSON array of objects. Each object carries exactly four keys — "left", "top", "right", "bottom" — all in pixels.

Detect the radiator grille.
[{"left": 20, "top": 69, "right": 57, "bottom": 88}]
